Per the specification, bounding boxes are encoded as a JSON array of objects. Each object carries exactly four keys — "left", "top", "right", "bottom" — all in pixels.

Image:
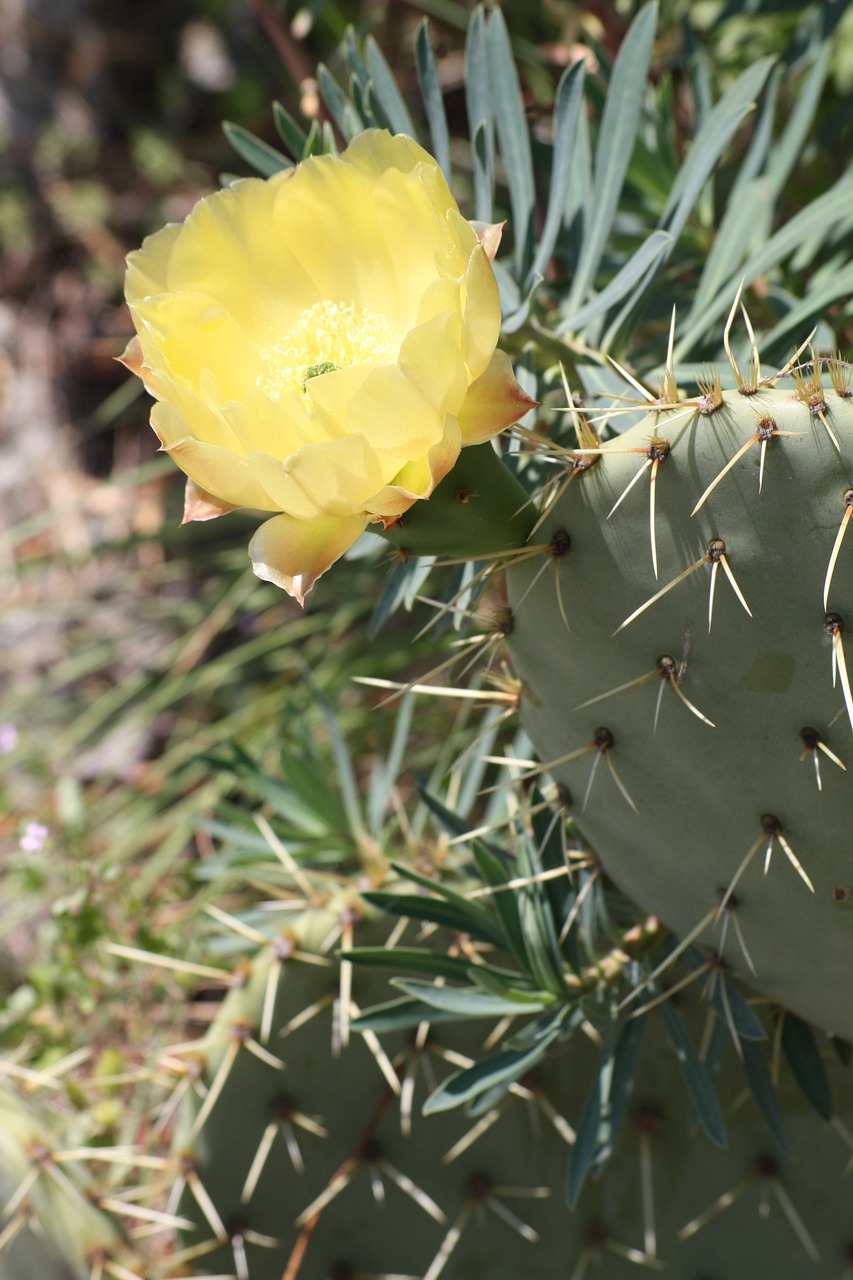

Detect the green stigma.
[{"left": 303, "top": 361, "right": 340, "bottom": 385}]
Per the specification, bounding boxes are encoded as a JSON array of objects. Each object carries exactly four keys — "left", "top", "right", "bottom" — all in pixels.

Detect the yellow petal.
[
  {"left": 398, "top": 312, "right": 468, "bottom": 416},
  {"left": 148, "top": 380, "right": 242, "bottom": 454},
  {"left": 366, "top": 418, "right": 462, "bottom": 518},
  {"left": 151, "top": 403, "right": 277, "bottom": 511},
  {"left": 416, "top": 277, "right": 462, "bottom": 327},
  {"left": 131, "top": 292, "right": 261, "bottom": 405},
  {"left": 341, "top": 130, "right": 446, "bottom": 185},
  {"left": 457, "top": 350, "right": 537, "bottom": 444},
  {"left": 162, "top": 172, "right": 324, "bottom": 340},
  {"left": 124, "top": 222, "right": 183, "bottom": 303},
  {"left": 221, "top": 389, "right": 317, "bottom": 457},
  {"left": 246, "top": 434, "right": 387, "bottom": 520},
  {"left": 305, "top": 363, "right": 444, "bottom": 466},
  {"left": 461, "top": 245, "right": 501, "bottom": 380},
  {"left": 249, "top": 510, "right": 368, "bottom": 605}
]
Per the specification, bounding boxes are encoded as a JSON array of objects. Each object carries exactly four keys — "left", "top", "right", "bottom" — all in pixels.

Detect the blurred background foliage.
[{"left": 1, "top": 0, "right": 851, "bottom": 1077}]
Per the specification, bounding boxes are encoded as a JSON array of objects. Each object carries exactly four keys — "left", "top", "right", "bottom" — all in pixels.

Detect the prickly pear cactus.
[
  {"left": 166, "top": 855, "right": 853, "bottom": 1280},
  {"left": 0, "top": 1083, "right": 127, "bottom": 1280},
  {"left": 506, "top": 360, "right": 853, "bottom": 1038}
]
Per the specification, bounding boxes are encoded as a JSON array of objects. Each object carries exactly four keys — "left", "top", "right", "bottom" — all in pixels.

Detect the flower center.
[{"left": 256, "top": 300, "right": 399, "bottom": 401}]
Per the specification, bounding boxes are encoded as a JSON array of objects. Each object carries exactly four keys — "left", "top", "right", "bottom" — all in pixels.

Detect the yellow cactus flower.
[{"left": 121, "top": 129, "right": 534, "bottom": 602}]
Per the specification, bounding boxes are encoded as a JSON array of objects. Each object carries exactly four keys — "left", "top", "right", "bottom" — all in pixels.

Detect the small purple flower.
[
  {"left": 0, "top": 723, "right": 17, "bottom": 754},
  {"left": 19, "top": 822, "right": 49, "bottom": 853}
]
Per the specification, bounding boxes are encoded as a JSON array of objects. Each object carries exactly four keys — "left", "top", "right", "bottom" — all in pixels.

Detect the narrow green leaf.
[
  {"left": 566, "top": 1, "right": 658, "bottom": 310},
  {"left": 759, "top": 261, "right": 853, "bottom": 354},
  {"left": 566, "top": 1067, "right": 603, "bottom": 1207},
  {"left": 766, "top": 40, "right": 830, "bottom": 198},
  {"left": 469, "top": 966, "right": 555, "bottom": 1004},
  {"left": 415, "top": 19, "right": 451, "bottom": 182},
  {"left": 352, "top": 995, "right": 469, "bottom": 1033},
  {"left": 728, "top": 67, "right": 780, "bottom": 200},
  {"left": 688, "top": 176, "right": 772, "bottom": 324},
  {"left": 302, "top": 119, "right": 321, "bottom": 159},
  {"left": 516, "top": 839, "right": 566, "bottom": 995},
  {"left": 560, "top": 230, "right": 672, "bottom": 333},
  {"left": 567, "top": 1016, "right": 616, "bottom": 1206},
  {"left": 780, "top": 1012, "right": 833, "bottom": 1121},
  {"left": 610, "top": 56, "right": 773, "bottom": 342},
  {"left": 221, "top": 122, "right": 291, "bottom": 177},
  {"left": 278, "top": 749, "right": 348, "bottom": 834},
  {"left": 684, "top": 949, "right": 765, "bottom": 1041},
  {"left": 424, "top": 1007, "right": 569, "bottom": 1113},
  {"left": 470, "top": 842, "right": 528, "bottom": 966},
  {"left": 317, "top": 64, "right": 361, "bottom": 140},
  {"left": 321, "top": 122, "right": 338, "bottom": 156},
  {"left": 593, "top": 1013, "right": 648, "bottom": 1171},
  {"left": 661, "top": 58, "right": 774, "bottom": 236},
  {"left": 365, "top": 872, "right": 507, "bottom": 950},
  {"left": 675, "top": 171, "right": 853, "bottom": 359},
  {"left": 710, "top": 975, "right": 766, "bottom": 1042},
  {"left": 342, "top": 25, "right": 369, "bottom": 88},
  {"left": 365, "top": 36, "right": 418, "bottom": 137},
  {"left": 526, "top": 58, "right": 585, "bottom": 292},
  {"left": 465, "top": 9, "right": 494, "bottom": 222},
  {"left": 661, "top": 1001, "right": 726, "bottom": 1147},
  {"left": 367, "top": 694, "right": 414, "bottom": 833},
  {"left": 741, "top": 1038, "right": 790, "bottom": 1154},
  {"left": 345, "top": 947, "right": 474, "bottom": 981},
  {"left": 394, "top": 978, "right": 552, "bottom": 1017},
  {"left": 272, "top": 102, "right": 308, "bottom": 159},
  {"left": 486, "top": 7, "right": 535, "bottom": 279}
]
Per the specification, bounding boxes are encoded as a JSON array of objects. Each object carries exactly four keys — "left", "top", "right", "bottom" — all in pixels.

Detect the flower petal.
[
  {"left": 131, "top": 292, "right": 261, "bottom": 404},
  {"left": 461, "top": 244, "right": 501, "bottom": 380},
  {"left": 457, "top": 350, "right": 538, "bottom": 445},
  {"left": 246, "top": 434, "right": 387, "bottom": 520},
  {"left": 398, "top": 311, "right": 468, "bottom": 416},
  {"left": 366, "top": 418, "right": 462, "bottom": 519},
  {"left": 305, "top": 363, "right": 445, "bottom": 465},
  {"left": 182, "top": 479, "right": 238, "bottom": 524},
  {"left": 249, "top": 510, "right": 368, "bottom": 605},
  {"left": 151, "top": 403, "right": 277, "bottom": 511},
  {"left": 125, "top": 222, "right": 183, "bottom": 303}
]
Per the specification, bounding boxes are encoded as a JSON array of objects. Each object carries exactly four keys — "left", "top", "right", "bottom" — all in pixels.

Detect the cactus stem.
[{"left": 822, "top": 492, "right": 853, "bottom": 609}]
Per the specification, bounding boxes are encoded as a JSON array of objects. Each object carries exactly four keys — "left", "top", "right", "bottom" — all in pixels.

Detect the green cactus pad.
[{"left": 506, "top": 375, "right": 853, "bottom": 1039}]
